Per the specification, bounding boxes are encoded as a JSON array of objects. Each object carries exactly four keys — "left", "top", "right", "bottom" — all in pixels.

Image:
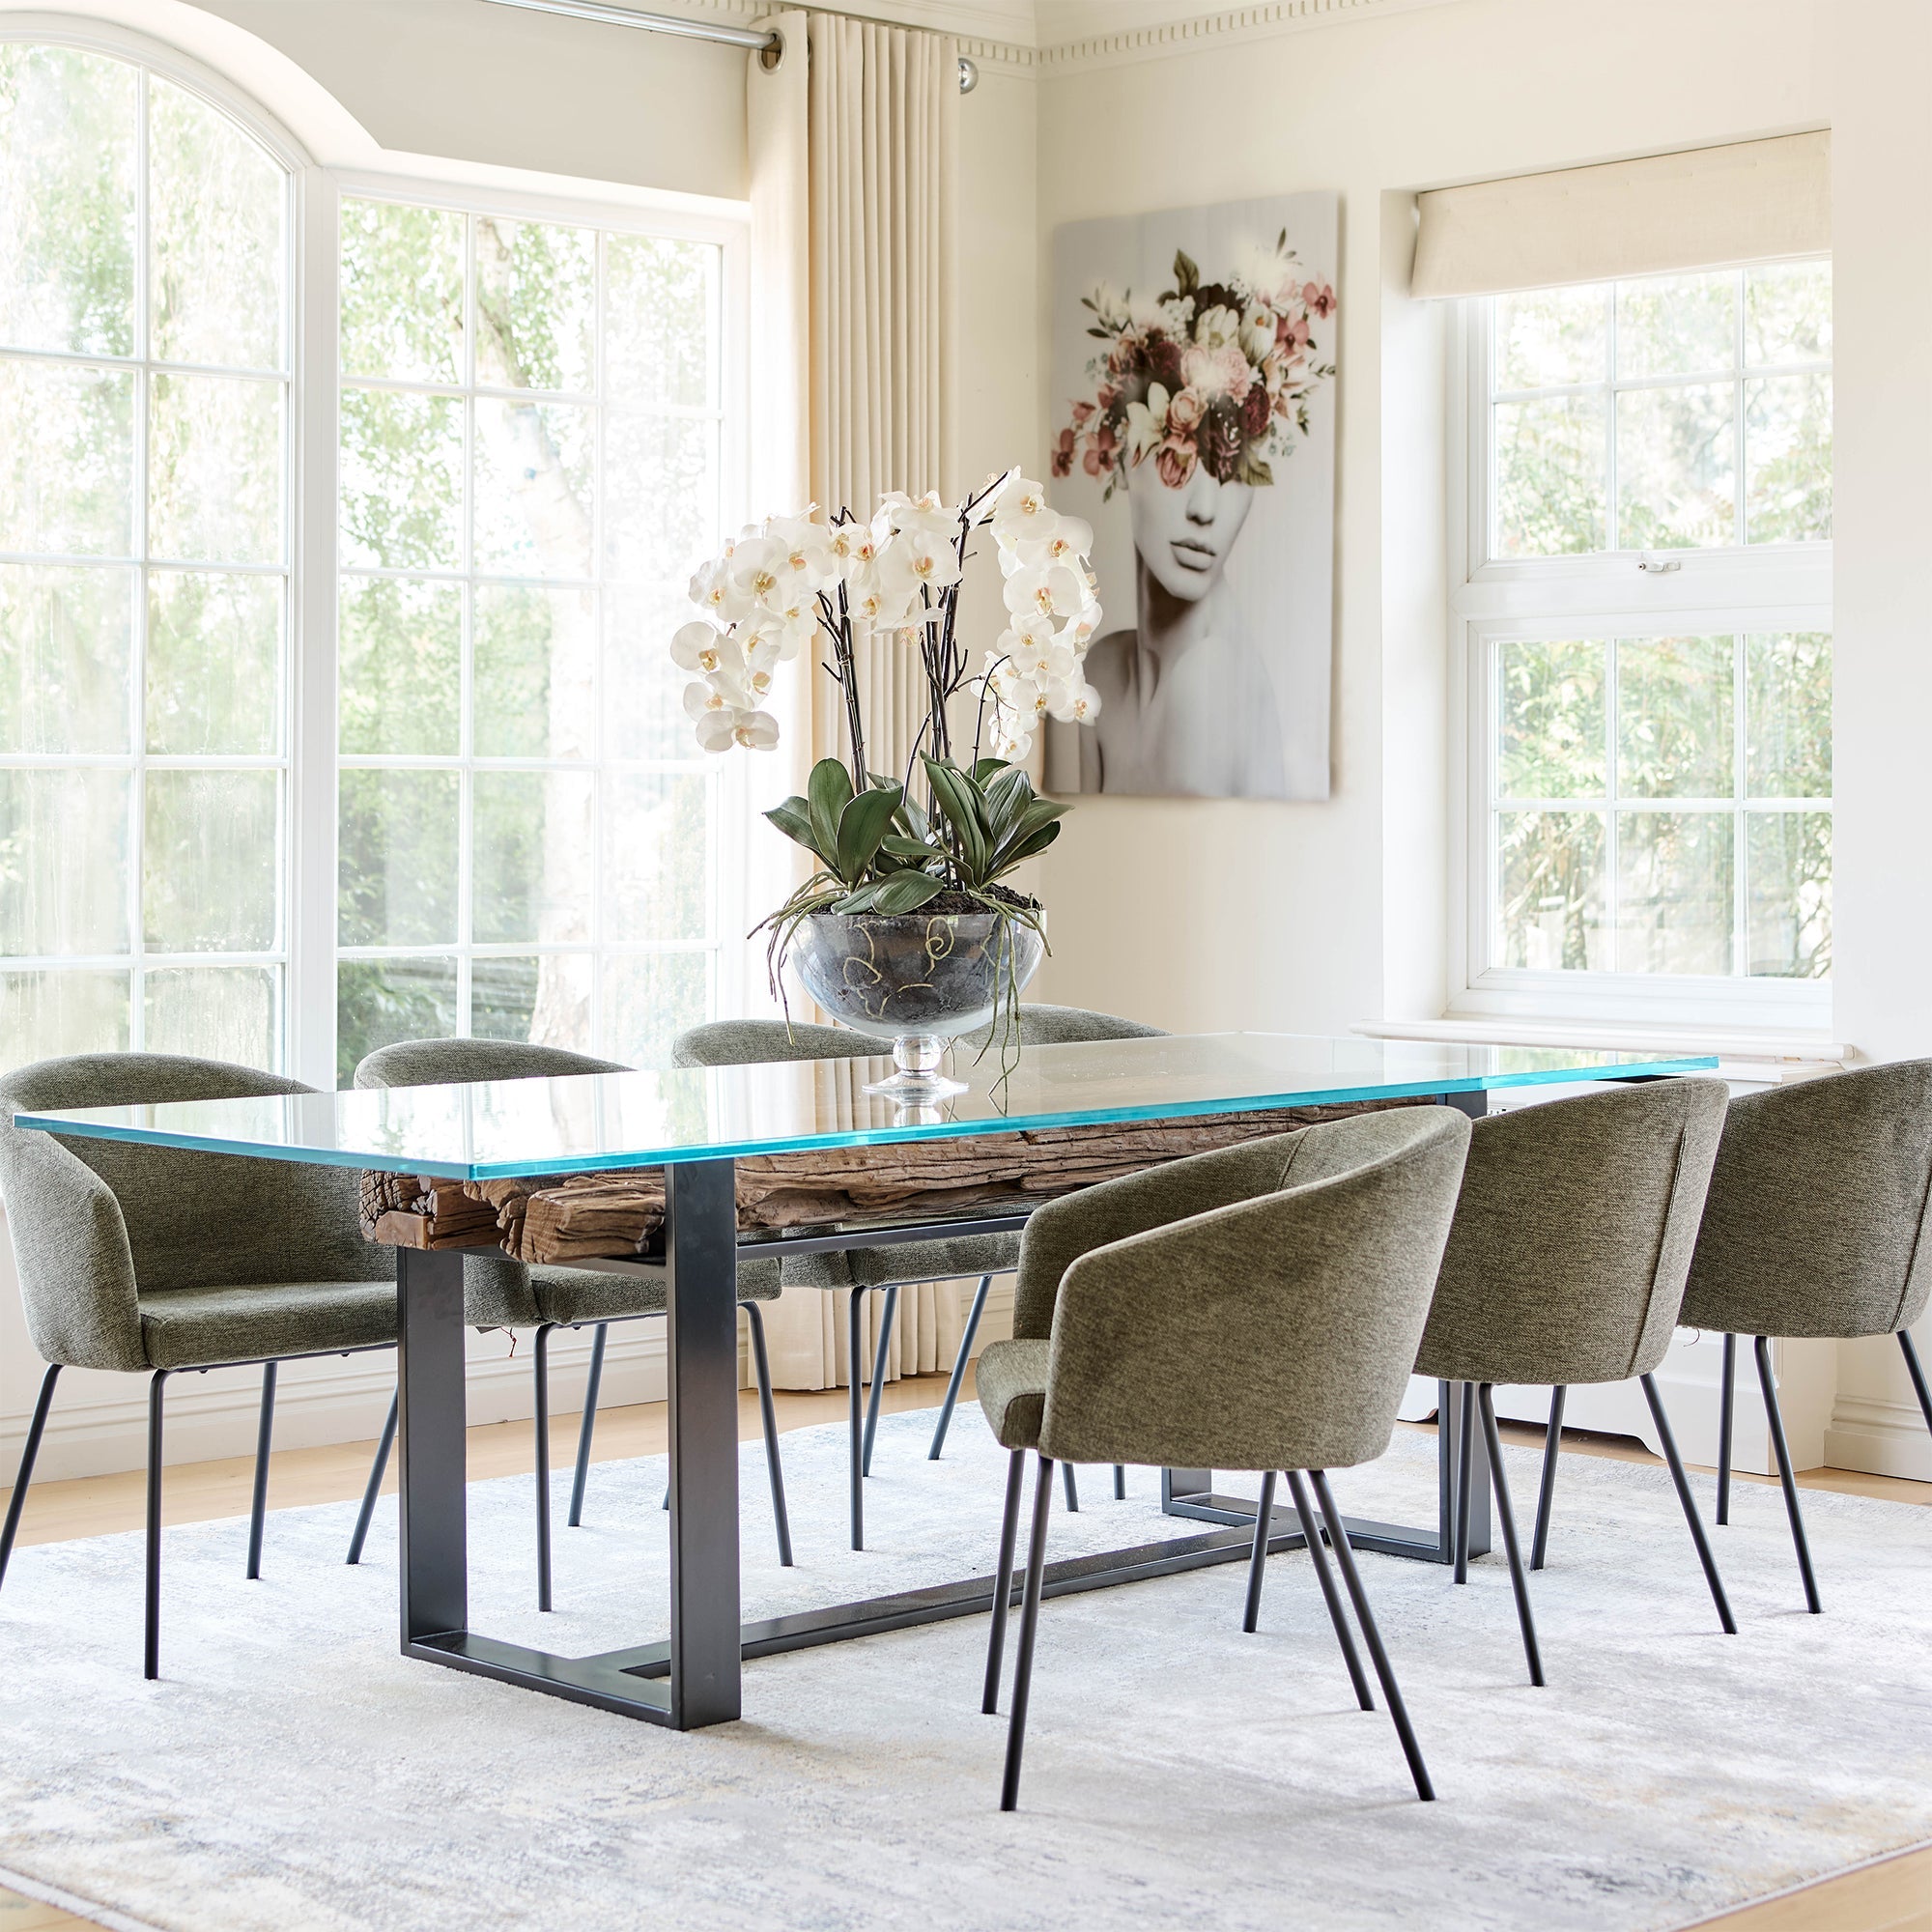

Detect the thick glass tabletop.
[{"left": 12, "top": 1033, "right": 1719, "bottom": 1181}]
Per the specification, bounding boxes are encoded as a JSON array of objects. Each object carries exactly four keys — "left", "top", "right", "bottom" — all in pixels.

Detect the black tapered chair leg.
[
  {"left": 1898, "top": 1329, "right": 1932, "bottom": 1436},
  {"left": 999, "top": 1454, "right": 1057, "bottom": 1811},
  {"left": 1113, "top": 1464, "right": 1125, "bottom": 1499},
  {"left": 1640, "top": 1371, "right": 1740, "bottom": 1631},
  {"left": 743, "top": 1301, "right": 793, "bottom": 1567},
  {"left": 847, "top": 1288, "right": 866, "bottom": 1550},
  {"left": 1477, "top": 1384, "right": 1544, "bottom": 1686},
  {"left": 1308, "top": 1470, "right": 1433, "bottom": 1802},
  {"left": 245, "top": 1360, "right": 276, "bottom": 1581},
  {"left": 1748, "top": 1339, "right": 1817, "bottom": 1614},
  {"left": 929, "top": 1274, "right": 994, "bottom": 1461},
  {"left": 534, "top": 1324, "right": 556, "bottom": 1611},
  {"left": 1530, "top": 1385, "right": 1565, "bottom": 1571},
  {"left": 0, "top": 1362, "right": 60, "bottom": 1596},
  {"left": 1284, "top": 1469, "right": 1375, "bottom": 1711},
  {"left": 1454, "top": 1382, "right": 1474, "bottom": 1584},
  {"left": 1061, "top": 1462, "right": 1079, "bottom": 1512},
  {"left": 1241, "top": 1470, "right": 1278, "bottom": 1633},
  {"left": 982, "top": 1447, "right": 1026, "bottom": 1714},
  {"left": 347, "top": 1385, "right": 397, "bottom": 1566},
  {"left": 1717, "top": 1332, "right": 1737, "bottom": 1526},
  {"left": 567, "top": 1321, "right": 609, "bottom": 1529},
  {"left": 145, "top": 1370, "right": 170, "bottom": 1681},
  {"left": 861, "top": 1284, "right": 898, "bottom": 1478}
]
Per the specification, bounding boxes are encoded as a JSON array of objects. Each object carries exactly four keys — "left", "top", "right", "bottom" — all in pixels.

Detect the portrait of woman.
[{"left": 1044, "top": 197, "right": 1339, "bottom": 800}]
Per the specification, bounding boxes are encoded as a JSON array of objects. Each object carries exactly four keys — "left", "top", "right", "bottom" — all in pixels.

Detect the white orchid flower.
[
  {"left": 1004, "top": 560, "right": 1086, "bottom": 623},
  {"left": 991, "top": 474, "right": 1055, "bottom": 545},
  {"left": 688, "top": 558, "right": 749, "bottom": 623},
  {"left": 670, "top": 618, "right": 728, "bottom": 676},
  {"left": 694, "top": 703, "right": 780, "bottom": 753},
  {"left": 1047, "top": 678, "right": 1102, "bottom": 724},
  {"left": 767, "top": 517, "right": 836, "bottom": 591},
  {"left": 1060, "top": 603, "right": 1103, "bottom": 650},
  {"left": 722, "top": 534, "right": 786, "bottom": 612},
  {"left": 1014, "top": 514, "right": 1094, "bottom": 571},
  {"left": 885, "top": 532, "right": 963, "bottom": 598}
]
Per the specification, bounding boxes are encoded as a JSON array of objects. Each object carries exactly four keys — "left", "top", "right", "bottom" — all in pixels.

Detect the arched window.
[{"left": 0, "top": 37, "right": 293, "bottom": 1066}]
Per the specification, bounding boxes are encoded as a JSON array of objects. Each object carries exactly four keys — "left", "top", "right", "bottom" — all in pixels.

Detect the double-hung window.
[{"left": 1455, "top": 260, "right": 1833, "bottom": 1029}]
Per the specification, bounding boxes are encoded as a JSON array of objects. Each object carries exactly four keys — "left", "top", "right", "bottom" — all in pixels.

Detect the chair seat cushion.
[
  {"left": 779, "top": 1231, "right": 1019, "bottom": 1292},
  {"left": 139, "top": 1279, "right": 397, "bottom": 1371},
  {"left": 529, "top": 1255, "right": 781, "bottom": 1327},
  {"left": 976, "top": 1338, "right": 1050, "bottom": 1451}
]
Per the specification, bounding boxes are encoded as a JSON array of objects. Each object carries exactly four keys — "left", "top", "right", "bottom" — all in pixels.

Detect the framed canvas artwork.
[{"left": 1044, "top": 192, "right": 1340, "bottom": 800}]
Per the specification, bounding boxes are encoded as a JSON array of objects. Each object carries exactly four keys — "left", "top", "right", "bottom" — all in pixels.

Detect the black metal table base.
[{"left": 390, "top": 1091, "right": 1500, "bottom": 1729}]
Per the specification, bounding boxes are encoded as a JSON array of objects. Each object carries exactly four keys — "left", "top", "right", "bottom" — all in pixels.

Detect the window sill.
[{"left": 1353, "top": 1014, "right": 1849, "bottom": 1080}]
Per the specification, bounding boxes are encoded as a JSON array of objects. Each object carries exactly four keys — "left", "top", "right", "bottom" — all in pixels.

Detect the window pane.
[
  {"left": 147, "top": 75, "right": 282, "bottom": 371},
  {"left": 1497, "top": 639, "right": 1605, "bottom": 799},
  {"left": 604, "top": 772, "right": 709, "bottom": 942},
  {"left": 1493, "top": 286, "right": 1604, "bottom": 391},
  {"left": 474, "top": 583, "right": 595, "bottom": 757},
  {"left": 0, "top": 562, "right": 132, "bottom": 753},
  {"left": 473, "top": 952, "right": 592, "bottom": 1050},
  {"left": 472, "top": 769, "right": 593, "bottom": 945},
  {"left": 336, "top": 955, "right": 458, "bottom": 1085},
  {"left": 1614, "top": 384, "right": 1736, "bottom": 549},
  {"left": 0, "top": 968, "right": 128, "bottom": 1065},
  {"left": 605, "top": 583, "right": 694, "bottom": 761},
  {"left": 601, "top": 950, "right": 708, "bottom": 1068},
  {"left": 606, "top": 235, "right": 716, "bottom": 408},
  {"left": 0, "top": 358, "right": 134, "bottom": 555},
  {"left": 0, "top": 45, "right": 135, "bottom": 357},
  {"left": 144, "top": 964, "right": 276, "bottom": 1066},
  {"left": 1746, "top": 261, "right": 1831, "bottom": 366},
  {"left": 147, "top": 571, "right": 280, "bottom": 754},
  {"left": 605, "top": 412, "right": 717, "bottom": 580},
  {"left": 338, "top": 577, "right": 460, "bottom": 756},
  {"left": 144, "top": 769, "right": 278, "bottom": 951},
  {"left": 1745, "top": 372, "right": 1832, "bottom": 544},
  {"left": 1498, "top": 810, "right": 1606, "bottom": 971},
  {"left": 1492, "top": 395, "right": 1605, "bottom": 556},
  {"left": 1615, "top": 811, "right": 1733, "bottom": 975},
  {"left": 339, "top": 199, "right": 463, "bottom": 384},
  {"left": 1614, "top": 271, "right": 1735, "bottom": 380},
  {"left": 339, "top": 388, "right": 463, "bottom": 571},
  {"left": 1747, "top": 632, "right": 1832, "bottom": 799},
  {"left": 149, "top": 371, "right": 282, "bottom": 563},
  {"left": 338, "top": 769, "right": 458, "bottom": 947},
  {"left": 0, "top": 767, "right": 128, "bottom": 953},
  {"left": 473, "top": 399, "right": 593, "bottom": 579},
  {"left": 1615, "top": 636, "right": 1733, "bottom": 799},
  {"left": 473, "top": 216, "right": 594, "bottom": 395},
  {"left": 1747, "top": 811, "right": 1831, "bottom": 980}
]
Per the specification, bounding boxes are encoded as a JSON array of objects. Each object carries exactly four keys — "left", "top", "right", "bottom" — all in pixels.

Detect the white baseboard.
[{"left": 1825, "top": 1396, "right": 1932, "bottom": 1483}]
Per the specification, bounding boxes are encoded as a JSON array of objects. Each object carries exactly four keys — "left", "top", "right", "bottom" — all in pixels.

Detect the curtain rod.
[{"left": 477, "top": 0, "right": 980, "bottom": 90}]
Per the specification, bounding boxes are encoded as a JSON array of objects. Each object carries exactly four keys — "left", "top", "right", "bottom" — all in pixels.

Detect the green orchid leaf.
[
  {"left": 831, "top": 881, "right": 884, "bottom": 914},
  {"left": 991, "top": 820, "right": 1062, "bottom": 872},
  {"left": 980, "top": 764, "right": 1036, "bottom": 847},
  {"left": 764, "top": 797, "right": 833, "bottom": 867},
  {"left": 880, "top": 834, "right": 939, "bottom": 861},
  {"left": 807, "top": 757, "right": 856, "bottom": 861},
  {"left": 834, "top": 782, "right": 901, "bottom": 884},
  {"left": 870, "top": 869, "right": 948, "bottom": 914},
  {"left": 972, "top": 756, "right": 1010, "bottom": 783},
  {"left": 990, "top": 796, "right": 1069, "bottom": 869},
  {"left": 923, "top": 757, "right": 992, "bottom": 881}
]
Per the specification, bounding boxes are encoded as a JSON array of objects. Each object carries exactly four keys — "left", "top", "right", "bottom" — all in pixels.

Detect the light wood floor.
[{"left": 2, "top": 1379, "right": 1928, "bottom": 1932}]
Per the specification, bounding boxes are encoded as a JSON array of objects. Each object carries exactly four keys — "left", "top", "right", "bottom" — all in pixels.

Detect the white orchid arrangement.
[{"left": 670, "top": 470, "right": 1104, "bottom": 1027}]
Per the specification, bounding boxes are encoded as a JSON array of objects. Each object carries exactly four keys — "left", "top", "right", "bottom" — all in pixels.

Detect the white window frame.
[
  {"left": 0, "top": 19, "right": 751, "bottom": 1091},
  {"left": 1446, "top": 286, "right": 1833, "bottom": 1035}
]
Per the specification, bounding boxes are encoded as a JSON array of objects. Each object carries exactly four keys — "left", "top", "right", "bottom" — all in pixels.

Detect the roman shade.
[{"left": 1409, "top": 131, "right": 1831, "bottom": 298}]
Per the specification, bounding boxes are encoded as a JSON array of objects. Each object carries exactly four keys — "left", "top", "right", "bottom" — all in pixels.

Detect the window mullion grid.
[
  {"left": 1735, "top": 270, "right": 1748, "bottom": 548},
  {"left": 1605, "top": 636, "right": 1620, "bottom": 977},
  {"left": 1603, "top": 285, "right": 1618, "bottom": 555},
  {"left": 128, "top": 66, "right": 152, "bottom": 1052},
  {"left": 588, "top": 227, "right": 608, "bottom": 1057},
  {"left": 456, "top": 213, "right": 476, "bottom": 1040},
  {"left": 1733, "top": 629, "right": 1748, "bottom": 980}
]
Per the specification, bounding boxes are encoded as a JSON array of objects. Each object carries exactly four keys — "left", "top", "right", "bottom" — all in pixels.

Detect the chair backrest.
[
  {"left": 353, "top": 1038, "right": 629, "bottom": 1091},
  {"left": 673, "top": 1004, "right": 1166, "bottom": 1069},
  {"left": 1037, "top": 1106, "right": 1470, "bottom": 1473},
  {"left": 1681, "top": 1060, "right": 1932, "bottom": 1341},
  {"left": 1416, "top": 1077, "right": 1730, "bottom": 1389},
  {"left": 0, "top": 1053, "right": 388, "bottom": 1374}
]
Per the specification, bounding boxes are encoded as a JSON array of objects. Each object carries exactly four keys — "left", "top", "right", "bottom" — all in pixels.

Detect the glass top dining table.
[{"left": 14, "top": 1031, "right": 1719, "bottom": 1733}]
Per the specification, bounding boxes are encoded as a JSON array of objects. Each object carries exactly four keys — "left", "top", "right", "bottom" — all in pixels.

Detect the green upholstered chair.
[
  {"left": 976, "top": 1106, "right": 1471, "bottom": 1811},
  {"left": 1677, "top": 1060, "right": 1932, "bottom": 1614},
  {"left": 672, "top": 1004, "right": 1165, "bottom": 1548},
  {"left": 348, "top": 1038, "right": 791, "bottom": 1604},
  {"left": 0, "top": 1053, "right": 397, "bottom": 1679},
  {"left": 1413, "top": 1077, "right": 1735, "bottom": 1687}
]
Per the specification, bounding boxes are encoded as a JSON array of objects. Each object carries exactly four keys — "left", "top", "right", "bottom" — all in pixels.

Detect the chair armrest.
[
  {"left": 1010, "top": 1133, "right": 1298, "bottom": 1340},
  {"left": 0, "top": 1129, "right": 146, "bottom": 1372}
]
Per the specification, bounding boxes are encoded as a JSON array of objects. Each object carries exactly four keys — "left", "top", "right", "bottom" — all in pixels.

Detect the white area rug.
[{"left": 1, "top": 1407, "right": 1929, "bottom": 1932}]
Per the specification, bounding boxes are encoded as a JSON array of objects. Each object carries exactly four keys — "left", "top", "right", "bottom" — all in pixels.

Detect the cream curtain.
[
  {"left": 1409, "top": 132, "right": 1832, "bottom": 298},
  {"left": 746, "top": 9, "right": 969, "bottom": 1392}
]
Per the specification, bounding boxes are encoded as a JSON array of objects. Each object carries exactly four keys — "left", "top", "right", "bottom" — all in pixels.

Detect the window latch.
[{"left": 1636, "top": 554, "right": 1682, "bottom": 575}]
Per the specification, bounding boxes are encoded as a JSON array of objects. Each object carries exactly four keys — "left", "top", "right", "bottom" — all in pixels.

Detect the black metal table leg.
[{"left": 397, "top": 1247, "right": 468, "bottom": 1652}]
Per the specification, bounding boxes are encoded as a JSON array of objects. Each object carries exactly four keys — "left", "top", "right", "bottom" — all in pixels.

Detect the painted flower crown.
[{"left": 1054, "top": 236, "right": 1335, "bottom": 498}]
